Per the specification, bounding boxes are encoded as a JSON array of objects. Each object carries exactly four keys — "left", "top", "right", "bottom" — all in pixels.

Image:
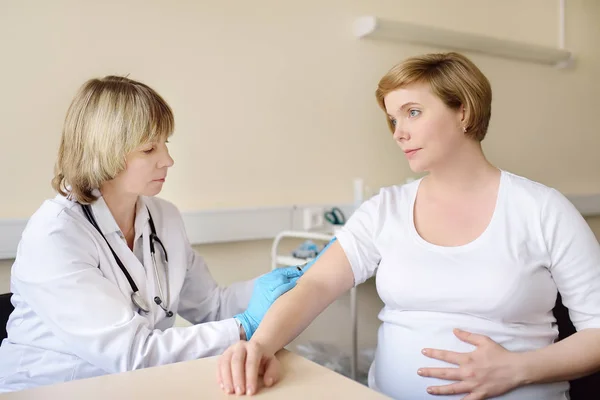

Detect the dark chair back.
[
  {"left": 553, "top": 293, "right": 600, "bottom": 400},
  {"left": 0, "top": 292, "right": 14, "bottom": 342}
]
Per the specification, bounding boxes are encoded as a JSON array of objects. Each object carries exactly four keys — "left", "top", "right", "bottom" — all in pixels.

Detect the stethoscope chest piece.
[{"left": 131, "top": 291, "right": 150, "bottom": 313}]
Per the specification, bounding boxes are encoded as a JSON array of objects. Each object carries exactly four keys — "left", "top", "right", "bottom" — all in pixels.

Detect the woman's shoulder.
[
  {"left": 351, "top": 179, "right": 420, "bottom": 224},
  {"left": 502, "top": 170, "right": 568, "bottom": 203},
  {"left": 372, "top": 178, "right": 422, "bottom": 208},
  {"left": 374, "top": 178, "right": 421, "bottom": 198},
  {"left": 501, "top": 170, "right": 579, "bottom": 218},
  {"left": 502, "top": 170, "right": 554, "bottom": 196}
]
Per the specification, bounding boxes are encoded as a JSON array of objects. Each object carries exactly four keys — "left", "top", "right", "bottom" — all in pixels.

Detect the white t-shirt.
[{"left": 336, "top": 170, "right": 600, "bottom": 400}]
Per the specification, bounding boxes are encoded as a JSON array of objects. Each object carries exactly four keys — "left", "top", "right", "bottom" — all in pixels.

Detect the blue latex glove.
[
  {"left": 234, "top": 266, "right": 303, "bottom": 340},
  {"left": 234, "top": 237, "right": 338, "bottom": 340}
]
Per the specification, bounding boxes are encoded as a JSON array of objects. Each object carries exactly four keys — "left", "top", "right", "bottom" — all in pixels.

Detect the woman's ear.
[
  {"left": 459, "top": 104, "right": 469, "bottom": 132},
  {"left": 460, "top": 104, "right": 467, "bottom": 123}
]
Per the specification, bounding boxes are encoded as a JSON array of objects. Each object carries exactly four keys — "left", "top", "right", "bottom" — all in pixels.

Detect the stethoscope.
[{"left": 81, "top": 204, "right": 174, "bottom": 317}]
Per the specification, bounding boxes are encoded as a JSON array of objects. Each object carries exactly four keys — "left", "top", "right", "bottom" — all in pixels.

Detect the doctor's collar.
[{"left": 88, "top": 193, "right": 150, "bottom": 238}]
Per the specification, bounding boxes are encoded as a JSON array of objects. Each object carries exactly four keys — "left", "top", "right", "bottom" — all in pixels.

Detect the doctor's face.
[{"left": 112, "top": 139, "right": 175, "bottom": 197}]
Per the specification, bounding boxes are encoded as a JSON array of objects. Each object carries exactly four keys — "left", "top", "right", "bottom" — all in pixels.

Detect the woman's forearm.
[
  {"left": 250, "top": 241, "right": 355, "bottom": 354},
  {"left": 518, "top": 328, "right": 600, "bottom": 385},
  {"left": 250, "top": 280, "right": 337, "bottom": 354}
]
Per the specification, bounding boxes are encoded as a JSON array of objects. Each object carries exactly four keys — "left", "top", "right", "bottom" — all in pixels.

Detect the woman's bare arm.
[
  {"left": 253, "top": 241, "right": 354, "bottom": 352},
  {"left": 217, "top": 241, "right": 354, "bottom": 395}
]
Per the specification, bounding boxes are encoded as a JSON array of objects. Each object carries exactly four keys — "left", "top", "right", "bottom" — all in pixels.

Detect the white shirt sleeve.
[
  {"left": 541, "top": 188, "right": 600, "bottom": 331},
  {"left": 177, "top": 247, "right": 255, "bottom": 323},
  {"left": 335, "top": 192, "right": 383, "bottom": 286},
  {"left": 12, "top": 219, "right": 241, "bottom": 374}
]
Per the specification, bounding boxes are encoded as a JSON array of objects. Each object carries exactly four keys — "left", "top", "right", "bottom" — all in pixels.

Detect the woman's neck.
[
  {"left": 99, "top": 185, "right": 138, "bottom": 244},
  {"left": 425, "top": 140, "right": 499, "bottom": 195}
]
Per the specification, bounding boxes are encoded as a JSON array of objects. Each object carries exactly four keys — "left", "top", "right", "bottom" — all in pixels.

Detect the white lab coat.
[{"left": 0, "top": 194, "right": 255, "bottom": 393}]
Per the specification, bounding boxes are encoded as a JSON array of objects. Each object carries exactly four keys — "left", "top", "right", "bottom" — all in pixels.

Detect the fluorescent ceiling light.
[{"left": 353, "top": 16, "right": 573, "bottom": 68}]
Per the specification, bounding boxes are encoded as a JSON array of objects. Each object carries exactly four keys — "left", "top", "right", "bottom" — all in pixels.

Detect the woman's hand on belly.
[{"left": 417, "top": 329, "right": 525, "bottom": 399}]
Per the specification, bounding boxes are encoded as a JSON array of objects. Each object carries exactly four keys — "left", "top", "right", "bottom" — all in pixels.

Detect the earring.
[{"left": 463, "top": 126, "right": 467, "bottom": 133}]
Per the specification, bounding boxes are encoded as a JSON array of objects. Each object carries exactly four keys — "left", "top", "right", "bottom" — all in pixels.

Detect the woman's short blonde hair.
[
  {"left": 375, "top": 52, "right": 492, "bottom": 141},
  {"left": 52, "top": 76, "right": 174, "bottom": 203}
]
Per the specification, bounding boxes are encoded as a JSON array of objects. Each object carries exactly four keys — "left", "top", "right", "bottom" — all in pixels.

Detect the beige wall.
[
  {"left": 586, "top": 216, "right": 600, "bottom": 240},
  {"left": 1, "top": 0, "right": 599, "bottom": 219}
]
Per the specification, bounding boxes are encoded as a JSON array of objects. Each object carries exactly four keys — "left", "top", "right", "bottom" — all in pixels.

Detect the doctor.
[{"left": 0, "top": 75, "right": 302, "bottom": 392}]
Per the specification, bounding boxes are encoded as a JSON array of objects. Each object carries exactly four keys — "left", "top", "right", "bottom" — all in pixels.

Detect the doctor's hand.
[
  {"left": 217, "top": 340, "right": 279, "bottom": 396},
  {"left": 234, "top": 266, "right": 303, "bottom": 340},
  {"left": 418, "top": 329, "right": 525, "bottom": 399}
]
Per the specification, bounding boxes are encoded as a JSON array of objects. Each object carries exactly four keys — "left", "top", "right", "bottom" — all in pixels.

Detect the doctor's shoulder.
[
  {"left": 12, "top": 196, "right": 98, "bottom": 281},
  {"left": 20, "top": 195, "right": 89, "bottom": 238}
]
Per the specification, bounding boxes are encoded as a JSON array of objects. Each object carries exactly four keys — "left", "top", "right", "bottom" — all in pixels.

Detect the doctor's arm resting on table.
[
  {"left": 0, "top": 76, "right": 299, "bottom": 391},
  {"left": 12, "top": 220, "right": 299, "bottom": 371}
]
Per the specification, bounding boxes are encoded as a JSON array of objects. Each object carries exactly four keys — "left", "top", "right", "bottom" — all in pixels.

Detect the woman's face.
[{"left": 384, "top": 83, "right": 468, "bottom": 173}]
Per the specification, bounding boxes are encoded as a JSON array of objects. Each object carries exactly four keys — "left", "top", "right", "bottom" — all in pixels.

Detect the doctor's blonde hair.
[
  {"left": 375, "top": 52, "right": 492, "bottom": 142},
  {"left": 52, "top": 76, "right": 174, "bottom": 203}
]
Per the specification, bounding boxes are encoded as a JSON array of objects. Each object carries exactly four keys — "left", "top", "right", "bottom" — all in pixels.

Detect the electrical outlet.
[{"left": 302, "top": 207, "right": 324, "bottom": 231}]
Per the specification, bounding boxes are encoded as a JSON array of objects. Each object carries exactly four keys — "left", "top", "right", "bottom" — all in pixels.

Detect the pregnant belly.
[{"left": 369, "top": 314, "right": 568, "bottom": 400}]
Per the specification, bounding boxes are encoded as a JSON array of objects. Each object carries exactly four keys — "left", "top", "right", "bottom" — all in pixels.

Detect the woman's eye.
[
  {"left": 409, "top": 109, "right": 421, "bottom": 118},
  {"left": 390, "top": 118, "right": 397, "bottom": 126},
  {"left": 143, "top": 147, "right": 154, "bottom": 154}
]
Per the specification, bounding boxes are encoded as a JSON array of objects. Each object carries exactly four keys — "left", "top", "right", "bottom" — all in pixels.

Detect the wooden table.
[{"left": 0, "top": 350, "right": 389, "bottom": 399}]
